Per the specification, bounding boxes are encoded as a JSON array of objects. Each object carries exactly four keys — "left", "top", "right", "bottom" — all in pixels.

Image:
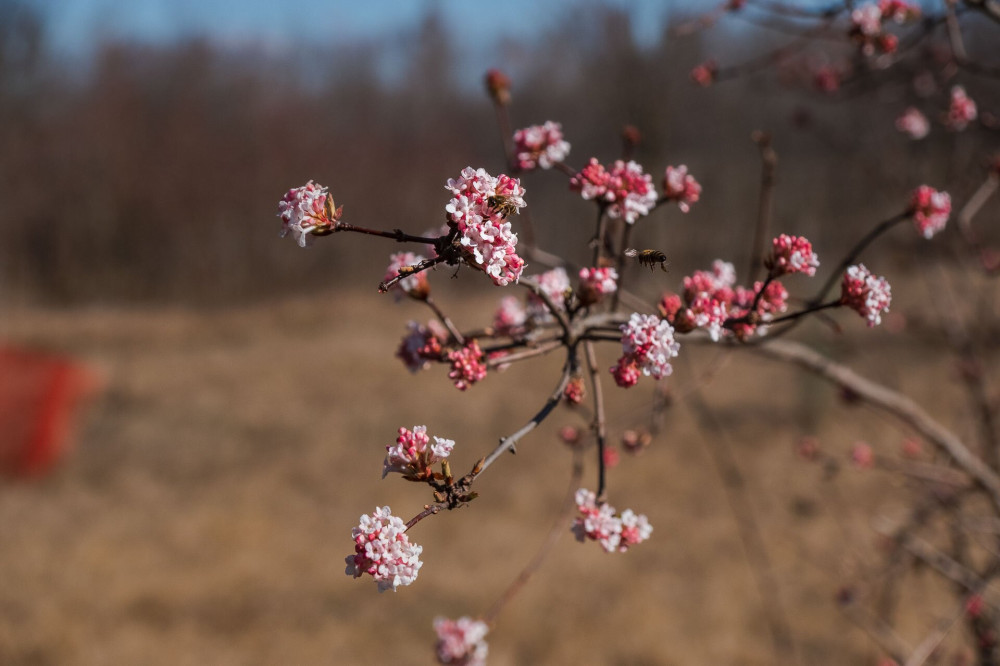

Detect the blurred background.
[{"left": 0, "top": 0, "right": 998, "bottom": 664}]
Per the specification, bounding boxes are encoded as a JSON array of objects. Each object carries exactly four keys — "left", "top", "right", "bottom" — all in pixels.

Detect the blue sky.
[{"left": 31, "top": 0, "right": 699, "bottom": 56}]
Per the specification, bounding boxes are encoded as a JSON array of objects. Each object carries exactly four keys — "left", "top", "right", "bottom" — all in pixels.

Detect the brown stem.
[
  {"left": 486, "top": 340, "right": 563, "bottom": 369},
  {"left": 583, "top": 341, "right": 609, "bottom": 501},
  {"left": 424, "top": 296, "right": 465, "bottom": 346},
  {"left": 404, "top": 504, "right": 441, "bottom": 530},
  {"left": 336, "top": 222, "right": 439, "bottom": 245},
  {"left": 748, "top": 131, "right": 778, "bottom": 284},
  {"left": 378, "top": 255, "right": 449, "bottom": 293}
]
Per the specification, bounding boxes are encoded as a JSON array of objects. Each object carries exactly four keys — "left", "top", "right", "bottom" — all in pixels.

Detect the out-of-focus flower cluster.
[
  {"left": 570, "top": 159, "right": 657, "bottom": 224},
  {"left": 383, "top": 425, "right": 455, "bottom": 481},
  {"left": 445, "top": 167, "right": 527, "bottom": 286},
  {"left": 396, "top": 321, "right": 445, "bottom": 373},
  {"left": 849, "top": 1, "right": 920, "bottom": 56},
  {"left": 910, "top": 185, "right": 951, "bottom": 239},
  {"left": 947, "top": 86, "right": 978, "bottom": 132},
  {"left": 434, "top": 616, "right": 489, "bottom": 666},
  {"left": 578, "top": 267, "right": 619, "bottom": 305},
  {"left": 662, "top": 165, "right": 702, "bottom": 213},
  {"left": 345, "top": 506, "right": 423, "bottom": 592},
  {"left": 572, "top": 489, "right": 652, "bottom": 553},
  {"left": 448, "top": 340, "right": 488, "bottom": 391},
  {"left": 385, "top": 252, "right": 430, "bottom": 300},
  {"left": 513, "top": 121, "right": 570, "bottom": 171},
  {"left": 841, "top": 264, "right": 892, "bottom": 327},
  {"left": 612, "top": 312, "right": 680, "bottom": 387}
]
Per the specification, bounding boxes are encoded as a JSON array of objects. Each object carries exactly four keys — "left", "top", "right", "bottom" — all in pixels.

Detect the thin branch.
[
  {"left": 583, "top": 341, "right": 609, "bottom": 500},
  {"left": 748, "top": 131, "right": 778, "bottom": 283},
  {"left": 424, "top": 296, "right": 465, "bottom": 346}
]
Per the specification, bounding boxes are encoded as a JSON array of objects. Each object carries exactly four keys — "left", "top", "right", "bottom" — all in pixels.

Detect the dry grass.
[{"left": 0, "top": 283, "right": 989, "bottom": 665}]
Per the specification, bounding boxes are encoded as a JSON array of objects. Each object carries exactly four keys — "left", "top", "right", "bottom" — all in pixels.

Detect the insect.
[
  {"left": 487, "top": 194, "right": 520, "bottom": 218},
  {"left": 625, "top": 248, "right": 669, "bottom": 272}
]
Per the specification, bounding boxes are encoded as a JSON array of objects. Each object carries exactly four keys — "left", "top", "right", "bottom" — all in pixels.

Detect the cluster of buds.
[
  {"left": 768, "top": 234, "right": 820, "bottom": 277},
  {"left": 383, "top": 425, "right": 455, "bottom": 481},
  {"left": 344, "top": 506, "right": 423, "bottom": 592},
  {"left": 662, "top": 165, "right": 702, "bottom": 213},
  {"left": 611, "top": 313, "right": 680, "bottom": 387},
  {"left": 909, "top": 185, "right": 951, "bottom": 239},
  {"left": 690, "top": 60, "right": 718, "bottom": 87},
  {"left": 947, "top": 86, "right": 978, "bottom": 132},
  {"left": 396, "top": 321, "right": 445, "bottom": 373},
  {"left": 841, "top": 264, "right": 893, "bottom": 327},
  {"left": 447, "top": 340, "right": 488, "bottom": 391},
  {"left": 572, "top": 489, "right": 652, "bottom": 553},
  {"left": 896, "top": 107, "right": 930, "bottom": 140},
  {"left": 570, "top": 158, "right": 658, "bottom": 224},
  {"left": 849, "top": 2, "right": 913, "bottom": 55},
  {"left": 577, "top": 267, "right": 619, "bottom": 305},
  {"left": 513, "top": 121, "right": 571, "bottom": 171},
  {"left": 434, "top": 616, "right": 489, "bottom": 665}
]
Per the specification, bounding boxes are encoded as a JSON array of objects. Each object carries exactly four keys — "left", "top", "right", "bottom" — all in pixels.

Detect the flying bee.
[
  {"left": 487, "top": 194, "right": 520, "bottom": 218},
  {"left": 625, "top": 248, "right": 669, "bottom": 272}
]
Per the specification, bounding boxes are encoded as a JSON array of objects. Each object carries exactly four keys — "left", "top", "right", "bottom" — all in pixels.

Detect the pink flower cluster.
[
  {"left": 527, "top": 267, "right": 570, "bottom": 319},
  {"left": 384, "top": 252, "right": 429, "bottom": 300},
  {"left": 492, "top": 295, "right": 527, "bottom": 336},
  {"left": 690, "top": 60, "right": 717, "bottom": 87},
  {"left": 434, "top": 616, "right": 489, "bottom": 666},
  {"left": 578, "top": 267, "right": 618, "bottom": 304},
  {"left": 840, "top": 264, "right": 892, "bottom": 327},
  {"left": 896, "top": 107, "right": 930, "bottom": 140},
  {"left": 447, "top": 340, "right": 488, "bottom": 390},
  {"left": 662, "top": 165, "right": 702, "bottom": 213},
  {"left": 611, "top": 313, "right": 680, "bottom": 388},
  {"left": 383, "top": 425, "right": 455, "bottom": 480},
  {"left": 345, "top": 506, "right": 423, "bottom": 592},
  {"left": 570, "top": 159, "right": 658, "bottom": 224},
  {"left": 770, "top": 234, "right": 820, "bottom": 277},
  {"left": 664, "top": 259, "right": 789, "bottom": 341},
  {"left": 397, "top": 321, "right": 445, "bottom": 373},
  {"left": 445, "top": 167, "right": 527, "bottom": 286},
  {"left": 849, "top": 4, "right": 899, "bottom": 55},
  {"left": 278, "top": 180, "right": 342, "bottom": 247},
  {"left": 572, "top": 489, "right": 652, "bottom": 553},
  {"left": 910, "top": 185, "right": 951, "bottom": 239},
  {"left": 947, "top": 86, "right": 977, "bottom": 131},
  {"left": 513, "top": 121, "right": 571, "bottom": 171},
  {"left": 878, "top": 0, "right": 921, "bottom": 22}
]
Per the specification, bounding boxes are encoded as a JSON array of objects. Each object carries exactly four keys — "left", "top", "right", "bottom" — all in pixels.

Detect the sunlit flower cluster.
[
  {"left": 445, "top": 167, "right": 527, "bottom": 286},
  {"left": 434, "top": 616, "right": 489, "bottom": 666},
  {"left": 840, "top": 264, "right": 892, "bottom": 327},
  {"left": 662, "top": 165, "right": 702, "bottom": 213},
  {"left": 896, "top": 107, "right": 930, "bottom": 140},
  {"left": 769, "top": 234, "right": 820, "bottom": 277},
  {"left": 492, "top": 295, "right": 527, "bottom": 336},
  {"left": 345, "top": 506, "right": 423, "bottom": 592},
  {"left": 447, "top": 340, "right": 488, "bottom": 390},
  {"left": 527, "top": 267, "right": 571, "bottom": 319},
  {"left": 513, "top": 121, "right": 571, "bottom": 171},
  {"left": 384, "top": 252, "right": 430, "bottom": 300},
  {"left": 383, "top": 425, "right": 455, "bottom": 480},
  {"left": 947, "top": 86, "right": 977, "bottom": 131},
  {"left": 396, "top": 321, "right": 445, "bottom": 373},
  {"left": 572, "top": 489, "right": 652, "bottom": 553},
  {"left": 910, "top": 185, "right": 951, "bottom": 239},
  {"left": 278, "top": 180, "right": 342, "bottom": 247},
  {"left": 612, "top": 313, "right": 680, "bottom": 387},
  {"left": 570, "top": 159, "right": 658, "bottom": 224}
]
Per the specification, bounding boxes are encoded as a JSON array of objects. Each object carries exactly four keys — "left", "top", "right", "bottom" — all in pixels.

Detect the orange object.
[{"left": 0, "top": 347, "right": 102, "bottom": 478}]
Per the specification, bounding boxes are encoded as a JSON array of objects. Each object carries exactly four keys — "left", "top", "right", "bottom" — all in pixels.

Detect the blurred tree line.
[{"left": 0, "top": 1, "right": 996, "bottom": 305}]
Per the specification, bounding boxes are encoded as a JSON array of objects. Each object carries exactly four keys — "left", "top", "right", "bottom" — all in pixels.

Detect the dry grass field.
[{"left": 0, "top": 277, "right": 992, "bottom": 665}]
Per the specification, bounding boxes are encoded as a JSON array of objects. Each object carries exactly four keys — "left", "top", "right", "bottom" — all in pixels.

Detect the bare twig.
[
  {"left": 583, "top": 341, "right": 609, "bottom": 500},
  {"left": 748, "top": 131, "right": 778, "bottom": 284}
]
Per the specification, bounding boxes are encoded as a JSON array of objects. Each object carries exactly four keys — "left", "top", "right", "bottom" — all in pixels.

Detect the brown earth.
[{"left": 0, "top": 282, "right": 993, "bottom": 665}]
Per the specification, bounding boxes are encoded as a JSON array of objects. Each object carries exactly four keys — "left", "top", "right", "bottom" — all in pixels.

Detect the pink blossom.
[
  {"left": 611, "top": 357, "right": 641, "bottom": 388},
  {"left": 396, "top": 321, "right": 443, "bottom": 373},
  {"left": 492, "top": 295, "right": 527, "bottom": 336},
  {"left": 879, "top": 0, "right": 920, "bottom": 22},
  {"left": 690, "top": 60, "right": 717, "bottom": 87},
  {"left": 612, "top": 313, "right": 680, "bottom": 385},
  {"left": 447, "top": 340, "right": 487, "bottom": 391},
  {"left": 662, "top": 165, "right": 702, "bottom": 213},
  {"left": 851, "top": 442, "right": 874, "bottom": 469},
  {"left": 277, "top": 181, "right": 342, "bottom": 247},
  {"left": 345, "top": 506, "right": 423, "bottom": 592},
  {"left": 814, "top": 67, "right": 841, "bottom": 93},
  {"left": 559, "top": 425, "right": 581, "bottom": 445},
  {"left": 513, "top": 121, "right": 571, "bottom": 171},
  {"left": 603, "top": 447, "right": 620, "bottom": 469},
  {"left": 910, "top": 185, "right": 951, "bottom": 238},
  {"left": 578, "top": 267, "right": 619, "bottom": 304},
  {"left": 445, "top": 167, "right": 527, "bottom": 286},
  {"left": 570, "top": 159, "right": 657, "bottom": 224},
  {"left": 770, "top": 234, "right": 820, "bottom": 277},
  {"left": 572, "top": 489, "right": 652, "bottom": 553},
  {"left": 383, "top": 425, "right": 455, "bottom": 480},
  {"left": 384, "top": 252, "right": 430, "bottom": 300},
  {"left": 527, "top": 267, "right": 570, "bottom": 319},
  {"left": 658, "top": 293, "right": 683, "bottom": 322},
  {"left": 484, "top": 69, "right": 511, "bottom": 105},
  {"left": 841, "top": 264, "right": 892, "bottom": 327},
  {"left": 895, "top": 107, "right": 930, "bottom": 140},
  {"left": 434, "top": 616, "right": 489, "bottom": 666},
  {"left": 851, "top": 4, "right": 883, "bottom": 38},
  {"left": 946, "top": 86, "right": 977, "bottom": 131},
  {"left": 728, "top": 280, "right": 788, "bottom": 340}
]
